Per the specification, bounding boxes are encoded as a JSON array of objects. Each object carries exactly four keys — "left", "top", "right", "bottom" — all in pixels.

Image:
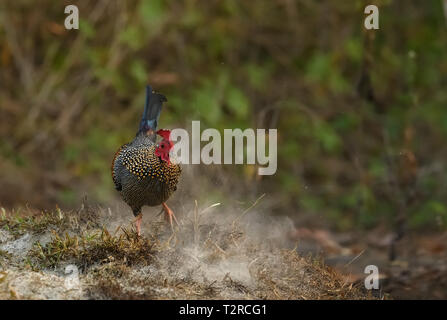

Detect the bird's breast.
[{"left": 117, "top": 143, "right": 181, "bottom": 206}]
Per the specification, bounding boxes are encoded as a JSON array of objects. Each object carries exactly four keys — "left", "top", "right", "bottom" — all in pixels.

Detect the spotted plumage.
[
  {"left": 111, "top": 85, "right": 181, "bottom": 235},
  {"left": 112, "top": 137, "right": 181, "bottom": 211}
]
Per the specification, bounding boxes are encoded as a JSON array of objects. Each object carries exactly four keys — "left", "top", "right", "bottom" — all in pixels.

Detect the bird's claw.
[{"left": 162, "top": 202, "right": 179, "bottom": 230}]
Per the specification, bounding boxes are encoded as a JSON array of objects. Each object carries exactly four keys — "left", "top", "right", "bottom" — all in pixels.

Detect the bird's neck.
[{"left": 134, "top": 131, "right": 157, "bottom": 145}]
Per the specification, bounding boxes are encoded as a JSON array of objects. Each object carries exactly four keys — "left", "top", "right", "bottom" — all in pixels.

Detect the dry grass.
[
  {"left": 28, "top": 228, "right": 155, "bottom": 270},
  {"left": 0, "top": 203, "right": 375, "bottom": 300},
  {"left": 0, "top": 200, "right": 99, "bottom": 239}
]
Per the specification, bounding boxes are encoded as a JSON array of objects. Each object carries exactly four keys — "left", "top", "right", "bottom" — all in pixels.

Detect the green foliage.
[
  {"left": 79, "top": 18, "right": 95, "bottom": 39},
  {"left": 1, "top": 0, "right": 447, "bottom": 231}
]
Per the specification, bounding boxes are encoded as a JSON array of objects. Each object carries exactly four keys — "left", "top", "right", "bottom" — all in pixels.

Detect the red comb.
[{"left": 156, "top": 129, "right": 171, "bottom": 140}]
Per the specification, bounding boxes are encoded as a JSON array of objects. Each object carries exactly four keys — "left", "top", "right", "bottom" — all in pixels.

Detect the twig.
[
  {"left": 213, "top": 242, "right": 227, "bottom": 256},
  {"left": 232, "top": 193, "right": 266, "bottom": 228},
  {"left": 344, "top": 249, "right": 365, "bottom": 267},
  {"left": 193, "top": 200, "right": 199, "bottom": 245}
]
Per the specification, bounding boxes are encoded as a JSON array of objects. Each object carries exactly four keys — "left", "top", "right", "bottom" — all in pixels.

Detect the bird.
[{"left": 111, "top": 85, "right": 181, "bottom": 236}]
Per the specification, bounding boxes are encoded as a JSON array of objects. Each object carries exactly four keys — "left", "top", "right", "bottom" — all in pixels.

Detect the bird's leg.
[
  {"left": 162, "top": 202, "right": 179, "bottom": 229},
  {"left": 134, "top": 213, "right": 142, "bottom": 236}
]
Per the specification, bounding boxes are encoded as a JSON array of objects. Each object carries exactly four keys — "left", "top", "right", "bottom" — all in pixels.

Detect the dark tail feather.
[{"left": 139, "top": 85, "right": 167, "bottom": 134}]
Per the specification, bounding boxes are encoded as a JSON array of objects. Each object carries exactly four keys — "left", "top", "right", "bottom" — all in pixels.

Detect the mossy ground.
[{"left": 0, "top": 202, "right": 374, "bottom": 300}]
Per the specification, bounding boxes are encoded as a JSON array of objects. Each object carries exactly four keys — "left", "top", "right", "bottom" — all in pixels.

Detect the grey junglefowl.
[{"left": 111, "top": 85, "right": 181, "bottom": 235}]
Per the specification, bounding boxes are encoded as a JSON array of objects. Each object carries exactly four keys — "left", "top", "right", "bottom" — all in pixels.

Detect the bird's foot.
[{"left": 162, "top": 202, "right": 179, "bottom": 230}]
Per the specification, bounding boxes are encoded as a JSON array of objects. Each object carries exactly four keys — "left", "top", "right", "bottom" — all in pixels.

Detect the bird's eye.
[{"left": 161, "top": 144, "right": 164, "bottom": 148}]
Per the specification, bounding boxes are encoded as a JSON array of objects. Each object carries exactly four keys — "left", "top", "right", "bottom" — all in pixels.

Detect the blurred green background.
[{"left": 1, "top": 0, "right": 447, "bottom": 231}]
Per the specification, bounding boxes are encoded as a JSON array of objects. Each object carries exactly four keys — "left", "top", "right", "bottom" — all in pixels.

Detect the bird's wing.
[
  {"left": 111, "top": 143, "right": 129, "bottom": 191},
  {"left": 120, "top": 144, "right": 160, "bottom": 180}
]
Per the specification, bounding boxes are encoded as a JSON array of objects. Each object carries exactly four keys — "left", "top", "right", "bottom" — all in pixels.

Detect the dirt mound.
[{"left": 0, "top": 202, "right": 373, "bottom": 300}]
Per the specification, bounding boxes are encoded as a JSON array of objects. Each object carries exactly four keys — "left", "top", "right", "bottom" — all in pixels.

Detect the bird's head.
[{"left": 155, "top": 129, "right": 173, "bottom": 164}]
